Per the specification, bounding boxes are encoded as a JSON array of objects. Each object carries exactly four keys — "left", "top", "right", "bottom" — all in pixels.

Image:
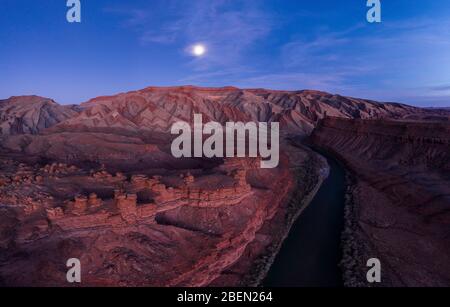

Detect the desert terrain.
[
  {"left": 0, "top": 86, "right": 448, "bottom": 286},
  {"left": 310, "top": 117, "right": 450, "bottom": 286}
]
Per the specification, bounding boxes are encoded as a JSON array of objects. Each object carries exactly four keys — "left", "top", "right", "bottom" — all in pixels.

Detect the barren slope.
[
  {"left": 310, "top": 117, "right": 450, "bottom": 286},
  {"left": 50, "top": 86, "right": 432, "bottom": 136},
  {"left": 0, "top": 96, "right": 79, "bottom": 135}
]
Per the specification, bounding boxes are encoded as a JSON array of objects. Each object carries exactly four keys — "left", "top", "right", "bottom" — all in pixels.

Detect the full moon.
[{"left": 192, "top": 44, "right": 206, "bottom": 56}]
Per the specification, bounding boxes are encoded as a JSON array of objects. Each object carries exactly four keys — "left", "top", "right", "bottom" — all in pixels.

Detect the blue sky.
[{"left": 1, "top": 0, "right": 450, "bottom": 106}]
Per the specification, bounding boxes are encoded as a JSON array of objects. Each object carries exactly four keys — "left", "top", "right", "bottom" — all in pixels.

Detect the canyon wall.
[{"left": 311, "top": 117, "right": 450, "bottom": 286}]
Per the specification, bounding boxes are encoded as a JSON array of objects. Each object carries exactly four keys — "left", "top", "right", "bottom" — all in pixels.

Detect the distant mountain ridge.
[
  {"left": 0, "top": 95, "right": 79, "bottom": 135},
  {"left": 1, "top": 86, "right": 448, "bottom": 136}
]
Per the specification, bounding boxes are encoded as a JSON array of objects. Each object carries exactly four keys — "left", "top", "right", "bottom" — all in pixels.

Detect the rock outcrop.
[
  {"left": 0, "top": 95, "right": 79, "bottom": 135},
  {"left": 0, "top": 142, "right": 309, "bottom": 286}
]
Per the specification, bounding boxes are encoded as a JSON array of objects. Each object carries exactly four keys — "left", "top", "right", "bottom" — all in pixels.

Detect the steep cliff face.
[
  {"left": 0, "top": 96, "right": 79, "bottom": 135},
  {"left": 312, "top": 117, "right": 450, "bottom": 173},
  {"left": 311, "top": 117, "right": 450, "bottom": 287}
]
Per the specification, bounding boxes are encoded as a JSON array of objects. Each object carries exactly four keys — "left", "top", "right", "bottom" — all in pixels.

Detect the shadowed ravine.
[{"left": 263, "top": 153, "right": 346, "bottom": 287}]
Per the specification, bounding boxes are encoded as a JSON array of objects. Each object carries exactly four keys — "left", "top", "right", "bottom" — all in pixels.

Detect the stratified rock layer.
[
  {"left": 0, "top": 96, "right": 79, "bottom": 135},
  {"left": 311, "top": 117, "right": 450, "bottom": 287},
  {"left": 52, "top": 86, "right": 439, "bottom": 136}
]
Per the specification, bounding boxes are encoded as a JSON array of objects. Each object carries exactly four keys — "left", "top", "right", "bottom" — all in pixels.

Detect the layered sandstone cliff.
[
  {"left": 310, "top": 117, "right": 450, "bottom": 287},
  {"left": 0, "top": 145, "right": 321, "bottom": 286}
]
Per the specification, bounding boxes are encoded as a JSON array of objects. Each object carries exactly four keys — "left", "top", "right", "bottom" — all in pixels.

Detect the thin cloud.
[
  {"left": 104, "top": 3, "right": 450, "bottom": 106},
  {"left": 429, "top": 84, "right": 450, "bottom": 92},
  {"left": 177, "top": 1, "right": 273, "bottom": 70},
  {"left": 103, "top": 7, "right": 150, "bottom": 28},
  {"left": 105, "top": 1, "right": 273, "bottom": 68}
]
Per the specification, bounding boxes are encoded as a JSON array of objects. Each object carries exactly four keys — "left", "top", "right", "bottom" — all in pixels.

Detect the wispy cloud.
[
  {"left": 104, "top": 3, "right": 450, "bottom": 106},
  {"left": 173, "top": 1, "right": 273, "bottom": 71},
  {"left": 103, "top": 7, "right": 150, "bottom": 28},
  {"left": 271, "top": 17, "right": 450, "bottom": 104},
  {"left": 105, "top": 0, "right": 273, "bottom": 71},
  {"left": 429, "top": 84, "right": 450, "bottom": 92},
  {"left": 238, "top": 72, "right": 347, "bottom": 92},
  {"left": 280, "top": 23, "right": 366, "bottom": 69}
]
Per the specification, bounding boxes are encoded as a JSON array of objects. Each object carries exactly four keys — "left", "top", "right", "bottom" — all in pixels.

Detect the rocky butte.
[{"left": 0, "top": 86, "right": 448, "bottom": 286}]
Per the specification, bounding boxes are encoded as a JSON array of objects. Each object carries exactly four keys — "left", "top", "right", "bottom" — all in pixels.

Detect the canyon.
[
  {"left": 0, "top": 86, "right": 449, "bottom": 286},
  {"left": 310, "top": 118, "right": 450, "bottom": 286}
]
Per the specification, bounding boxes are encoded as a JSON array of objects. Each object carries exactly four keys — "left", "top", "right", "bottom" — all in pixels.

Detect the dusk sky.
[{"left": 1, "top": 0, "right": 450, "bottom": 106}]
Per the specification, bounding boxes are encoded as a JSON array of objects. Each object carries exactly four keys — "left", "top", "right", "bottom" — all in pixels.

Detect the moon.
[{"left": 192, "top": 44, "right": 206, "bottom": 57}]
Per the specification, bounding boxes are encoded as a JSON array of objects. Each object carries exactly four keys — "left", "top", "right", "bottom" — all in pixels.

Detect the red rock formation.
[
  {"left": 115, "top": 193, "right": 138, "bottom": 223},
  {"left": 46, "top": 86, "right": 443, "bottom": 136},
  {"left": 311, "top": 117, "right": 450, "bottom": 287},
  {"left": 88, "top": 193, "right": 102, "bottom": 208},
  {"left": 0, "top": 87, "right": 448, "bottom": 287},
  {"left": 0, "top": 95, "right": 78, "bottom": 135},
  {"left": 46, "top": 207, "right": 64, "bottom": 220},
  {"left": 3, "top": 87, "right": 444, "bottom": 139},
  {"left": 73, "top": 196, "right": 88, "bottom": 215}
]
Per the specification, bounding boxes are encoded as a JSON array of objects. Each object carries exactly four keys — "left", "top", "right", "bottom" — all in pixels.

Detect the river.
[{"left": 263, "top": 153, "right": 346, "bottom": 287}]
